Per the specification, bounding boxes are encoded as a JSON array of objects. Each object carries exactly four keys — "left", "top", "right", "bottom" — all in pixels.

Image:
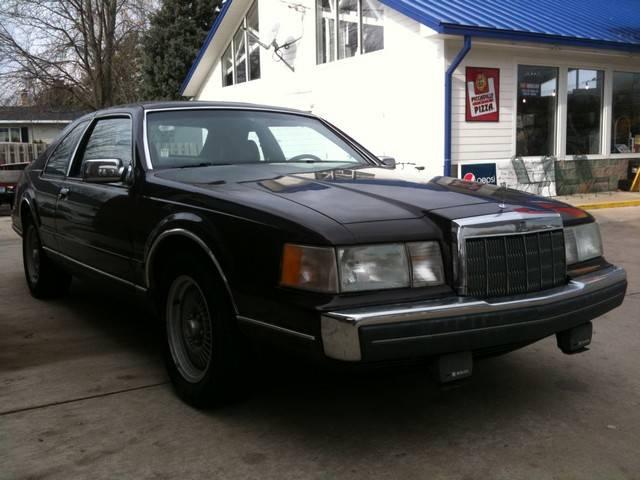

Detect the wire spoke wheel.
[{"left": 166, "top": 275, "right": 213, "bottom": 383}]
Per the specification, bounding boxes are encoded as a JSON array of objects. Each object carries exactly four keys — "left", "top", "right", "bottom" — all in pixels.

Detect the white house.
[
  {"left": 0, "top": 106, "right": 85, "bottom": 164},
  {"left": 180, "top": 0, "right": 640, "bottom": 195}
]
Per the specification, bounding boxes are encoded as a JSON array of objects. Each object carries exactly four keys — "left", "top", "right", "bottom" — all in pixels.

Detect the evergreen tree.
[{"left": 142, "top": 0, "right": 221, "bottom": 100}]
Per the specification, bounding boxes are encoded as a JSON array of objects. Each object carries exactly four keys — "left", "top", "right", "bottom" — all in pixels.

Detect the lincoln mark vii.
[{"left": 11, "top": 102, "right": 627, "bottom": 406}]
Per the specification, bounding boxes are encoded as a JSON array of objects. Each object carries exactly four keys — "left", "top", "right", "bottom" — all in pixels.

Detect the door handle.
[{"left": 58, "top": 187, "right": 70, "bottom": 199}]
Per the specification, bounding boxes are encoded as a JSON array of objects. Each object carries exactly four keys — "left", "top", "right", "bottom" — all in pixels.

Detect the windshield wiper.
[{"left": 177, "top": 162, "right": 231, "bottom": 169}]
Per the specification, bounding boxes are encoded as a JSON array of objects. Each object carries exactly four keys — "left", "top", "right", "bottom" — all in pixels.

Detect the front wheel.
[
  {"left": 159, "top": 252, "right": 243, "bottom": 407},
  {"left": 23, "top": 222, "right": 71, "bottom": 299}
]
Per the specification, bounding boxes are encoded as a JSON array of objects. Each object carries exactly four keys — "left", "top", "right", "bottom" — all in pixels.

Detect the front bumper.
[{"left": 321, "top": 265, "right": 627, "bottom": 361}]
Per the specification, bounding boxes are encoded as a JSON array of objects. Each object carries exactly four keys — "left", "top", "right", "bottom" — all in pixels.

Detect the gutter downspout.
[{"left": 444, "top": 35, "right": 472, "bottom": 177}]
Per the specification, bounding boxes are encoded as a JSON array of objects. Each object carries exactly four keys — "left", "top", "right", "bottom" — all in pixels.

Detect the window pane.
[
  {"left": 516, "top": 65, "right": 558, "bottom": 157},
  {"left": 0, "top": 128, "right": 8, "bottom": 142},
  {"left": 10, "top": 128, "right": 21, "bottom": 143},
  {"left": 268, "top": 125, "right": 358, "bottom": 162},
  {"left": 338, "top": 0, "right": 358, "bottom": 59},
  {"left": 44, "top": 121, "right": 88, "bottom": 176},
  {"left": 73, "top": 118, "right": 132, "bottom": 177},
  {"left": 149, "top": 124, "right": 209, "bottom": 161},
  {"left": 362, "top": 0, "right": 384, "bottom": 53},
  {"left": 611, "top": 71, "right": 640, "bottom": 153},
  {"left": 234, "top": 28, "right": 247, "bottom": 84},
  {"left": 247, "top": 2, "right": 260, "bottom": 80},
  {"left": 222, "top": 45, "right": 233, "bottom": 86},
  {"left": 146, "top": 110, "right": 367, "bottom": 169},
  {"left": 566, "top": 68, "right": 603, "bottom": 155},
  {"left": 317, "top": 0, "right": 336, "bottom": 64}
]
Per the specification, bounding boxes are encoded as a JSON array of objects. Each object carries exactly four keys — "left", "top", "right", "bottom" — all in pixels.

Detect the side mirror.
[
  {"left": 83, "top": 159, "right": 124, "bottom": 183},
  {"left": 378, "top": 156, "right": 396, "bottom": 169}
]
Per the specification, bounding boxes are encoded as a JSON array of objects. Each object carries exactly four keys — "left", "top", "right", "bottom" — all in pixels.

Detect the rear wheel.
[
  {"left": 159, "top": 252, "right": 243, "bottom": 407},
  {"left": 22, "top": 222, "right": 71, "bottom": 299}
]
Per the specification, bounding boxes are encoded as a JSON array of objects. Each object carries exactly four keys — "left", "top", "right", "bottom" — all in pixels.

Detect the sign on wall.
[
  {"left": 461, "top": 163, "right": 497, "bottom": 185},
  {"left": 465, "top": 67, "right": 500, "bottom": 122}
]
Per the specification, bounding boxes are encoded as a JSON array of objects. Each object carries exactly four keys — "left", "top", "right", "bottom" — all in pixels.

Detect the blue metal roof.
[{"left": 380, "top": 0, "right": 640, "bottom": 52}]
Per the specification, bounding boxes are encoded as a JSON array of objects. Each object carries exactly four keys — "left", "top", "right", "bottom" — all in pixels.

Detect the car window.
[
  {"left": 72, "top": 117, "right": 132, "bottom": 177},
  {"left": 268, "top": 126, "right": 357, "bottom": 162},
  {"left": 146, "top": 110, "right": 368, "bottom": 169},
  {"left": 43, "top": 121, "right": 89, "bottom": 176},
  {"left": 150, "top": 125, "right": 208, "bottom": 159}
]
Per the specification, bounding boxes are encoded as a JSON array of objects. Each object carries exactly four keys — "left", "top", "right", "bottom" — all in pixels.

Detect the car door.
[
  {"left": 55, "top": 115, "right": 136, "bottom": 284},
  {"left": 32, "top": 121, "right": 90, "bottom": 249}
]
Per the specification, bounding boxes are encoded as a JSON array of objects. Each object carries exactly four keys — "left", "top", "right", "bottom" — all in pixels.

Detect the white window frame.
[
  {"left": 316, "top": 0, "right": 384, "bottom": 65},
  {"left": 0, "top": 126, "right": 23, "bottom": 143},
  {"left": 221, "top": 1, "right": 259, "bottom": 87},
  {"left": 513, "top": 59, "right": 640, "bottom": 161}
]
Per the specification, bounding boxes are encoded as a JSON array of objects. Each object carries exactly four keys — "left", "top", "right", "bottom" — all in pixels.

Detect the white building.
[{"left": 181, "top": 0, "right": 640, "bottom": 194}]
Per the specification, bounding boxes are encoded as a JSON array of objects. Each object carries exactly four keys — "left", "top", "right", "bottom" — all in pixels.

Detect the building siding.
[{"left": 194, "top": 1, "right": 447, "bottom": 179}]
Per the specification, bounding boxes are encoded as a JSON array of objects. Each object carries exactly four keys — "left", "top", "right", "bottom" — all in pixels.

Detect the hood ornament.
[{"left": 498, "top": 182, "right": 507, "bottom": 210}]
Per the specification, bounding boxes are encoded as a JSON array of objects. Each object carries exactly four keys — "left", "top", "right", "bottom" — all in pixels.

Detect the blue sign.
[{"left": 461, "top": 163, "right": 497, "bottom": 185}]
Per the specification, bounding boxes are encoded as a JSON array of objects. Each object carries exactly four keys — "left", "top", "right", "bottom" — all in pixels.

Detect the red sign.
[{"left": 465, "top": 67, "right": 499, "bottom": 122}]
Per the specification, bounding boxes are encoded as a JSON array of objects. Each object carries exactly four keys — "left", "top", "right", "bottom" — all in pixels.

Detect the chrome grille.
[{"left": 464, "top": 230, "right": 566, "bottom": 298}]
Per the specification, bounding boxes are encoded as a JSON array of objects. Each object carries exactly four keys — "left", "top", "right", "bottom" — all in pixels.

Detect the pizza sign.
[{"left": 465, "top": 67, "right": 499, "bottom": 122}]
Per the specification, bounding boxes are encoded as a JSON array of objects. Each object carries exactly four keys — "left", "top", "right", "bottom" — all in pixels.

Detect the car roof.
[
  {"left": 141, "top": 100, "right": 308, "bottom": 114},
  {"left": 87, "top": 100, "right": 309, "bottom": 116}
]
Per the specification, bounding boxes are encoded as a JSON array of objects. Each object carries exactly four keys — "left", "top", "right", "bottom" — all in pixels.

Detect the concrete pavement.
[{"left": 1, "top": 205, "right": 639, "bottom": 479}]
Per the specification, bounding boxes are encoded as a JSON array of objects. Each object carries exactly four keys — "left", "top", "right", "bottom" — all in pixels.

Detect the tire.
[
  {"left": 159, "top": 251, "right": 243, "bottom": 408},
  {"left": 22, "top": 221, "right": 72, "bottom": 299}
]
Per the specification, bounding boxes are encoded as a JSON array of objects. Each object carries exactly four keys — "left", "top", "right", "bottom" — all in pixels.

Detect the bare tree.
[{"left": 0, "top": 0, "right": 153, "bottom": 109}]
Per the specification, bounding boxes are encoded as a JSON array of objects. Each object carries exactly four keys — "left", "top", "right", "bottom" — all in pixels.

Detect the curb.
[{"left": 571, "top": 200, "right": 640, "bottom": 211}]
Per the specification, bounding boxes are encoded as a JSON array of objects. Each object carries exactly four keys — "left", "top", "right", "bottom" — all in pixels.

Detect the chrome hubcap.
[{"left": 166, "top": 275, "right": 213, "bottom": 383}]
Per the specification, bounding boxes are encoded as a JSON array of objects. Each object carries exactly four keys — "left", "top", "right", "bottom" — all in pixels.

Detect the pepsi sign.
[{"left": 460, "top": 163, "right": 497, "bottom": 185}]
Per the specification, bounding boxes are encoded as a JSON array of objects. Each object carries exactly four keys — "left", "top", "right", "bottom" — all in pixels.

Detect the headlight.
[
  {"left": 564, "top": 222, "right": 603, "bottom": 265},
  {"left": 280, "top": 241, "right": 446, "bottom": 293},
  {"left": 338, "top": 244, "right": 410, "bottom": 292},
  {"left": 280, "top": 244, "right": 338, "bottom": 292},
  {"left": 407, "top": 241, "right": 445, "bottom": 287}
]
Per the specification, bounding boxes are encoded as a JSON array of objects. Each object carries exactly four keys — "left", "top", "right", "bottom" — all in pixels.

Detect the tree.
[
  {"left": 0, "top": 0, "right": 153, "bottom": 109},
  {"left": 141, "top": 0, "right": 221, "bottom": 101}
]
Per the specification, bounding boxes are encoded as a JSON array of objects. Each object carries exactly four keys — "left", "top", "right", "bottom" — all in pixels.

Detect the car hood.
[{"left": 153, "top": 165, "right": 591, "bottom": 225}]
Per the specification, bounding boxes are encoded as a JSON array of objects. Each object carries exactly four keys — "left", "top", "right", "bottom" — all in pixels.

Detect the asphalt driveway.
[{"left": 1, "top": 205, "right": 639, "bottom": 479}]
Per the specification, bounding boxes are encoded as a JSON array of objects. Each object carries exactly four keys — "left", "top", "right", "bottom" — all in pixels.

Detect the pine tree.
[{"left": 142, "top": 0, "right": 221, "bottom": 100}]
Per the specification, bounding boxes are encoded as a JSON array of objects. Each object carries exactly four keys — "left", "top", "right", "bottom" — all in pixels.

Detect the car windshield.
[{"left": 145, "top": 109, "right": 371, "bottom": 170}]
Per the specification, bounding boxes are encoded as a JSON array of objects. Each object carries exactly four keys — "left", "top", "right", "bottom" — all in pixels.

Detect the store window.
[
  {"left": 566, "top": 68, "right": 604, "bottom": 155},
  {"left": 221, "top": 1, "right": 260, "bottom": 87},
  {"left": 611, "top": 71, "right": 640, "bottom": 154},
  {"left": 516, "top": 65, "right": 558, "bottom": 157},
  {"left": 317, "top": 0, "right": 384, "bottom": 64}
]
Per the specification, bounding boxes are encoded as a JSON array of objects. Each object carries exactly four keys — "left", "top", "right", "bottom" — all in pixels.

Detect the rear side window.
[
  {"left": 43, "top": 121, "right": 89, "bottom": 176},
  {"left": 72, "top": 117, "right": 132, "bottom": 177}
]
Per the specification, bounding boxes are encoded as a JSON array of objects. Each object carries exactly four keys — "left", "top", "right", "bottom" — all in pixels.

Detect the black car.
[{"left": 11, "top": 102, "right": 627, "bottom": 406}]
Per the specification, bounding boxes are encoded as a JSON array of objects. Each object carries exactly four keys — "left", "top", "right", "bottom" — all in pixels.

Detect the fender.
[
  {"left": 17, "top": 190, "right": 39, "bottom": 233},
  {"left": 144, "top": 212, "right": 239, "bottom": 314}
]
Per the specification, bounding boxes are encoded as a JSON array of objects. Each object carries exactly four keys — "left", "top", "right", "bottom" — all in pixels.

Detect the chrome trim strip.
[
  {"left": 321, "top": 266, "right": 626, "bottom": 361},
  {"left": 43, "top": 246, "right": 147, "bottom": 292},
  {"left": 144, "top": 228, "right": 239, "bottom": 314},
  {"left": 237, "top": 316, "right": 316, "bottom": 341}
]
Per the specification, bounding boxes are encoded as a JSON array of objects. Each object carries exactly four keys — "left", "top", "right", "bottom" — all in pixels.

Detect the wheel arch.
[
  {"left": 145, "top": 227, "right": 239, "bottom": 315},
  {"left": 19, "top": 194, "right": 39, "bottom": 230}
]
